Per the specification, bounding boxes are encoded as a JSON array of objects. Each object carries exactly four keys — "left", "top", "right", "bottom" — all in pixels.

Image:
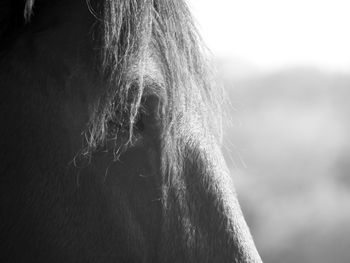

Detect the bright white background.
[
  {"left": 189, "top": 0, "right": 350, "bottom": 72},
  {"left": 188, "top": 1, "right": 350, "bottom": 263}
]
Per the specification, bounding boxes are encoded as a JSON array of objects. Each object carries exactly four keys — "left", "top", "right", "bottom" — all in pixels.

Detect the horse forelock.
[
  {"left": 22, "top": 0, "right": 224, "bottom": 172},
  {"left": 5, "top": 2, "right": 257, "bottom": 259},
  {"left": 94, "top": 0, "right": 223, "bottom": 148}
]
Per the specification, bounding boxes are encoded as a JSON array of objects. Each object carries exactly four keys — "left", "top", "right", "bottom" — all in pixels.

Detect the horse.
[{"left": 0, "top": 0, "right": 262, "bottom": 262}]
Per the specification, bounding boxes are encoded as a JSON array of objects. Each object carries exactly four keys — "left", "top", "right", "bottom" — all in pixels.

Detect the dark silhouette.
[{"left": 0, "top": 1, "right": 262, "bottom": 262}]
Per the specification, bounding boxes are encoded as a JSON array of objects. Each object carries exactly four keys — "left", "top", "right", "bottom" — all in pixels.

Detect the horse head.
[{"left": 0, "top": 1, "right": 262, "bottom": 262}]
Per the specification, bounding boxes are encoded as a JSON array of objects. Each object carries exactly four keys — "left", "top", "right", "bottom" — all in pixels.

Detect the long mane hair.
[
  {"left": 93, "top": 0, "right": 223, "bottom": 149},
  {"left": 1, "top": 3, "right": 263, "bottom": 261},
  {"left": 9, "top": 0, "right": 224, "bottom": 180}
]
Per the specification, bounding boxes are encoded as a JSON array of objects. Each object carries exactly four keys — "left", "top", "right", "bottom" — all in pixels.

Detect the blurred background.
[{"left": 188, "top": 1, "right": 350, "bottom": 262}]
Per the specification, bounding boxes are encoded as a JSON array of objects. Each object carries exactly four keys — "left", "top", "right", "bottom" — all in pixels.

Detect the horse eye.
[
  {"left": 134, "top": 112, "right": 145, "bottom": 132},
  {"left": 106, "top": 110, "right": 146, "bottom": 140},
  {"left": 106, "top": 94, "right": 161, "bottom": 141}
]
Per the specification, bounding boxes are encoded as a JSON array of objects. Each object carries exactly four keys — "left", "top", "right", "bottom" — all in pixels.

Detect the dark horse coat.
[{"left": 0, "top": 0, "right": 262, "bottom": 262}]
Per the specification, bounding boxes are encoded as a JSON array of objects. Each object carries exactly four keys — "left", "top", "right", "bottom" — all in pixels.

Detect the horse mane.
[{"left": 21, "top": 0, "right": 224, "bottom": 174}]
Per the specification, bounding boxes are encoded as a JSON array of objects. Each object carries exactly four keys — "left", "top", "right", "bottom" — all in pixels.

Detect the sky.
[{"left": 188, "top": 0, "right": 350, "bottom": 72}]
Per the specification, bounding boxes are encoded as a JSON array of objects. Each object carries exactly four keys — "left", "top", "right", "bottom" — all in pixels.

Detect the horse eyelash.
[{"left": 106, "top": 109, "right": 145, "bottom": 140}]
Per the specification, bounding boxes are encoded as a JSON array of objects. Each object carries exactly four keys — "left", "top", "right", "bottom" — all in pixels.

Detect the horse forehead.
[
  {"left": 29, "top": 2, "right": 162, "bottom": 76},
  {"left": 127, "top": 55, "right": 166, "bottom": 88}
]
